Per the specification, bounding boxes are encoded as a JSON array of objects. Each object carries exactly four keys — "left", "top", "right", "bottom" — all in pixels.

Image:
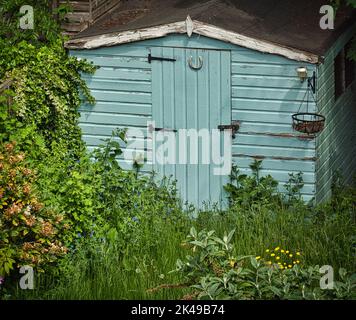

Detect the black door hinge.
[
  {"left": 218, "top": 121, "right": 240, "bottom": 139},
  {"left": 148, "top": 53, "right": 176, "bottom": 64}
]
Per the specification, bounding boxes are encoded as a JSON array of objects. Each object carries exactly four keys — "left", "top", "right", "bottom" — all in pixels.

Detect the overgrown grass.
[{"left": 12, "top": 194, "right": 355, "bottom": 300}]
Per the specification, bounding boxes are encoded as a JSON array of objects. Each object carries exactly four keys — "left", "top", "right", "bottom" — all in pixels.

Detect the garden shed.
[{"left": 66, "top": 0, "right": 356, "bottom": 208}]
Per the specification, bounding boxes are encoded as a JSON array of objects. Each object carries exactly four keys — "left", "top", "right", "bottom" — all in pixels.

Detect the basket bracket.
[{"left": 308, "top": 71, "right": 316, "bottom": 94}]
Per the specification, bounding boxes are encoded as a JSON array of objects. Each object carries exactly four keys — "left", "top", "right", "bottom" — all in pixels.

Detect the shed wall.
[
  {"left": 316, "top": 25, "right": 356, "bottom": 202},
  {"left": 72, "top": 34, "right": 317, "bottom": 201}
]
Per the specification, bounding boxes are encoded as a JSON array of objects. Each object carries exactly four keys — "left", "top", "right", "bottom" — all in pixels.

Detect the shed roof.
[{"left": 66, "top": 0, "right": 356, "bottom": 63}]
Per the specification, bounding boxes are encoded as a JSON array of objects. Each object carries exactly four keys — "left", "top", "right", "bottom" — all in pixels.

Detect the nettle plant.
[
  {"left": 224, "top": 160, "right": 281, "bottom": 208},
  {"left": 0, "top": 142, "right": 68, "bottom": 279},
  {"left": 225, "top": 160, "right": 307, "bottom": 208},
  {"left": 173, "top": 227, "right": 356, "bottom": 300}
]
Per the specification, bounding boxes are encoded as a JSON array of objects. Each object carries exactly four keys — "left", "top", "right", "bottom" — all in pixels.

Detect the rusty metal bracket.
[{"left": 218, "top": 121, "right": 240, "bottom": 139}]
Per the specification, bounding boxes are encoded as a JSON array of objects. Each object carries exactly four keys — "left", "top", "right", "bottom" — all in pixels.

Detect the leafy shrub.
[
  {"left": 34, "top": 129, "right": 185, "bottom": 250},
  {"left": 224, "top": 160, "right": 281, "bottom": 208},
  {"left": 173, "top": 227, "right": 356, "bottom": 300},
  {"left": 0, "top": 39, "right": 97, "bottom": 160},
  {"left": 0, "top": 142, "right": 68, "bottom": 279}
]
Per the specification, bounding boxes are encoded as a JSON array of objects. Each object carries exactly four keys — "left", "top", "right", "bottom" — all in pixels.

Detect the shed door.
[{"left": 151, "top": 47, "right": 231, "bottom": 209}]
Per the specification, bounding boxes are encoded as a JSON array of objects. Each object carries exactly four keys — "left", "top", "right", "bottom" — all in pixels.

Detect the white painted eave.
[{"left": 65, "top": 18, "right": 320, "bottom": 64}]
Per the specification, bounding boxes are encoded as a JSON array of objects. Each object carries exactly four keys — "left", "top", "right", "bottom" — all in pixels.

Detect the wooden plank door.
[{"left": 151, "top": 46, "right": 231, "bottom": 209}]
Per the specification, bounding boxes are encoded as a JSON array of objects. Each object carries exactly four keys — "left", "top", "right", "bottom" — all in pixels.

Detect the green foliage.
[
  {"left": 0, "top": 0, "right": 66, "bottom": 45},
  {"left": 224, "top": 160, "right": 280, "bottom": 208},
  {"left": 0, "top": 39, "right": 97, "bottom": 159},
  {"left": 0, "top": 142, "right": 68, "bottom": 277},
  {"left": 284, "top": 172, "right": 304, "bottom": 203},
  {"left": 34, "top": 129, "right": 185, "bottom": 251},
  {"left": 173, "top": 227, "right": 356, "bottom": 300}
]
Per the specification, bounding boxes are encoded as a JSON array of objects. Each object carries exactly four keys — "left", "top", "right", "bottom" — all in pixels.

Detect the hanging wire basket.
[
  {"left": 292, "top": 113, "right": 325, "bottom": 134},
  {"left": 292, "top": 77, "right": 325, "bottom": 134}
]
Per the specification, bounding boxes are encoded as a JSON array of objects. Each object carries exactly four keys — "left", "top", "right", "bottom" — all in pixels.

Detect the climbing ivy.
[{"left": 0, "top": 0, "right": 97, "bottom": 160}]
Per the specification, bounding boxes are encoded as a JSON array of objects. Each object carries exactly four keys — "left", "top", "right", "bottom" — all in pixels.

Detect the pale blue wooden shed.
[{"left": 66, "top": 0, "right": 356, "bottom": 208}]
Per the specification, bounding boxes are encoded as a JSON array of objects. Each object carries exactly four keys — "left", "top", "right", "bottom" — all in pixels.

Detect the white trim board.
[{"left": 65, "top": 18, "right": 320, "bottom": 64}]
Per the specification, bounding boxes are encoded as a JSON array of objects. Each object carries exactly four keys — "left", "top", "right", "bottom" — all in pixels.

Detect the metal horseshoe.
[{"left": 188, "top": 56, "right": 203, "bottom": 70}]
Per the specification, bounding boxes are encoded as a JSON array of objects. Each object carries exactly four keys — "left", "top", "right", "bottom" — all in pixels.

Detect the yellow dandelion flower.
[
  {"left": 296, "top": 252, "right": 301, "bottom": 256},
  {"left": 229, "top": 260, "right": 236, "bottom": 268},
  {"left": 276, "top": 256, "right": 280, "bottom": 260},
  {"left": 284, "top": 263, "right": 287, "bottom": 265},
  {"left": 256, "top": 256, "right": 261, "bottom": 260},
  {"left": 267, "top": 261, "right": 272, "bottom": 265},
  {"left": 296, "top": 260, "right": 300, "bottom": 264},
  {"left": 277, "top": 262, "right": 282, "bottom": 265},
  {"left": 266, "top": 249, "right": 270, "bottom": 253},
  {"left": 280, "top": 265, "right": 284, "bottom": 270},
  {"left": 271, "top": 253, "right": 276, "bottom": 257},
  {"left": 293, "top": 261, "right": 296, "bottom": 264},
  {"left": 289, "top": 254, "right": 293, "bottom": 258},
  {"left": 288, "top": 265, "right": 292, "bottom": 268},
  {"left": 274, "top": 247, "right": 280, "bottom": 251},
  {"left": 286, "top": 250, "right": 290, "bottom": 254},
  {"left": 281, "top": 249, "right": 285, "bottom": 253}
]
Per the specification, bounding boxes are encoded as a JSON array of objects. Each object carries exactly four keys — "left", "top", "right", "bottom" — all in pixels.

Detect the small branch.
[
  {"left": 146, "top": 283, "right": 190, "bottom": 293},
  {"left": 0, "top": 78, "right": 13, "bottom": 93}
]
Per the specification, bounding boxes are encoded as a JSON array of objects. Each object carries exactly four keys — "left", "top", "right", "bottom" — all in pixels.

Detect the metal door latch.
[
  {"left": 148, "top": 54, "right": 176, "bottom": 63},
  {"left": 148, "top": 124, "right": 177, "bottom": 133},
  {"left": 218, "top": 121, "right": 240, "bottom": 139}
]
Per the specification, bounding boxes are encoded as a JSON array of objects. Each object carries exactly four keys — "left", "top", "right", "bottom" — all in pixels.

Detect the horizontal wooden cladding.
[
  {"left": 233, "top": 156, "right": 315, "bottom": 173},
  {"left": 75, "top": 53, "right": 150, "bottom": 69},
  {"left": 232, "top": 74, "right": 306, "bottom": 89},
  {"left": 73, "top": 46, "right": 148, "bottom": 57},
  {"left": 234, "top": 133, "right": 315, "bottom": 149},
  {"left": 80, "top": 123, "right": 151, "bottom": 138},
  {"left": 232, "top": 62, "right": 306, "bottom": 78},
  {"left": 83, "top": 79, "right": 151, "bottom": 93},
  {"left": 237, "top": 121, "right": 294, "bottom": 134},
  {"left": 233, "top": 110, "right": 303, "bottom": 125},
  {"left": 80, "top": 112, "right": 151, "bottom": 126},
  {"left": 83, "top": 68, "right": 151, "bottom": 81},
  {"left": 89, "top": 90, "right": 151, "bottom": 104},
  {"left": 79, "top": 102, "right": 151, "bottom": 115},
  {"left": 233, "top": 144, "right": 315, "bottom": 159},
  {"left": 232, "top": 86, "right": 313, "bottom": 102},
  {"left": 82, "top": 134, "right": 151, "bottom": 148},
  {"left": 232, "top": 98, "right": 311, "bottom": 113}
]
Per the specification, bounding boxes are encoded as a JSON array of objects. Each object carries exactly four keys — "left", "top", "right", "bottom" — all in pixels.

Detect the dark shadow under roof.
[{"left": 73, "top": 0, "right": 356, "bottom": 56}]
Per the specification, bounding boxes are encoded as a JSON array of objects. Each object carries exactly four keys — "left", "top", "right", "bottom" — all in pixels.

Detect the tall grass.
[{"left": 14, "top": 197, "right": 355, "bottom": 300}]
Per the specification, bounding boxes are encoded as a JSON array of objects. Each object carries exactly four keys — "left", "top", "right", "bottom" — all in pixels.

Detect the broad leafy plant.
[{"left": 173, "top": 227, "right": 356, "bottom": 300}]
